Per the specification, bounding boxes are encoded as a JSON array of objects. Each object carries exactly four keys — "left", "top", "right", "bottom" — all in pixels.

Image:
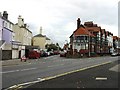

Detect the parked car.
[
  {"left": 111, "top": 52, "right": 118, "bottom": 56},
  {"left": 40, "top": 50, "right": 48, "bottom": 57},
  {"left": 60, "top": 50, "right": 66, "bottom": 57},
  {"left": 28, "top": 51, "right": 40, "bottom": 59},
  {"left": 49, "top": 51, "right": 54, "bottom": 55},
  {"left": 53, "top": 50, "right": 60, "bottom": 55}
]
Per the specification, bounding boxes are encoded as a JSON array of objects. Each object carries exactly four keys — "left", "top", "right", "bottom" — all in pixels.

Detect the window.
[
  {"left": 81, "top": 44, "right": 85, "bottom": 49},
  {"left": 2, "top": 21, "right": 4, "bottom": 27},
  {"left": 78, "top": 44, "right": 80, "bottom": 46},
  {"left": 9, "top": 23, "right": 11, "bottom": 29},
  {"left": 86, "top": 44, "right": 88, "bottom": 49},
  {"left": 5, "top": 22, "right": 7, "bottom": 27}
]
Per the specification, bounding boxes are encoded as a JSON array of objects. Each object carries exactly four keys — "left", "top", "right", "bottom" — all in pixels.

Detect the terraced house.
[
  {"left": 0, "top": 11, "right": 14, "bottom": 60},
  {"left": 13, "top": 15, "right": 32, "bottom": 59},
  {"left": 113, "top": 36, "right": 120, "bottom": 54},
  {"left": 69, "top": 18, "right": 114, "bottom": 57}
]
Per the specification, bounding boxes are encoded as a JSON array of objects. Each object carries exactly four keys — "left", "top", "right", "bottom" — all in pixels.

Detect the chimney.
[
  {"left": 3, "top": 11, "right": 8, "bottom": 19},
  {"left": 40, "top": 26, "right": 42, "bottom": 34},
  {"left": 77, "top": 18, "right": 81, "bottom": 29},
  {"left": 0, "top": 12, "right": 2, "bottom": 17},
  {"left": 18, "top": 15, "right": 24, "bottom": 27}
]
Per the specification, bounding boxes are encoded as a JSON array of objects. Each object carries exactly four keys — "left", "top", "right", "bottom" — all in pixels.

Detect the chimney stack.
[
  {"left": 18, "top": 15, "right": 24, "bottom": 27},
  {"left": 3, "top": 11, "right": 8, "bottom": 19},
  {"left": 0, "top": 12, "right": 2, "bottom": 17},
  {"left": 40, "top": 26, "right": 42, "bottom": 34},
  {"left": 77, "top": 18, "right": 81, "bottom": 29}
]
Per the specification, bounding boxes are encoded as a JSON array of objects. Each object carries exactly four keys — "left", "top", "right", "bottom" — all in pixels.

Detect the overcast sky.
[{"left": 0, "top": 0, "right": 119, "bottom": 47}]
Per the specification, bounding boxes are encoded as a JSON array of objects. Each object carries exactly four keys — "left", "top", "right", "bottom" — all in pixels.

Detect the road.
[
  {"left": 1, "top": 55, "right": 119, "bottom": 89},
  {"left": 23, "top": 59, "right": 119, "bottom": 88}
]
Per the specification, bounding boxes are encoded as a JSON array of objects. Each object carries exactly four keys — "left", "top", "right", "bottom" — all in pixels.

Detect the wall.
[
  {"left": 2, "top": 28, "right": 12, "bottom": 44},
  {"left": 0, "top": 17, "right": 2, "bottom": 41},
  {"left": 45, "top": 40, "right": 51, "bottom": 45},
  {"left": 13, "top": 24, "right": 32, "bottom": 46},
  {"left": 33, "top": 37, "right": 46, "bottom": 49}
]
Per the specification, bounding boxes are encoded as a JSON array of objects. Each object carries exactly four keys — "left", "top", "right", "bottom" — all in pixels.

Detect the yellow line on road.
[
  {"left": 43, "top": 61, "right": 112, "bottom": 81},
  {"left": 7, "top": 61, "right": 112, "bottom": 90}
]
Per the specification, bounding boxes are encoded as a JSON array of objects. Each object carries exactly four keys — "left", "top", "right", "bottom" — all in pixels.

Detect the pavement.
[
  {"left": 22, "top": 60, "right": 119, "bottom": 89},
  {"left": 1, "top": 58, "right": 43, "bottom": 66}
]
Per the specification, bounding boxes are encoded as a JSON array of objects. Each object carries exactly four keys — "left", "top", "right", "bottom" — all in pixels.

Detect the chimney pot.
[
  {"left": 77, "top": 18, "right": 81, "bottom": 29},
  {"left": 40, "top": 26, "right": 42, "bottom": 34},
  {"left": 3, "top": 11, "right": 8, "bottom": 19}
]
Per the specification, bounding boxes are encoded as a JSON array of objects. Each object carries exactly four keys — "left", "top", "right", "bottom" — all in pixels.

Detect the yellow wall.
[
  {"left": 32, "top": 37, "right": 46, "bottom": 49},
  {"left": 13, "top": 24, "right": 32, "bottom": 45}
]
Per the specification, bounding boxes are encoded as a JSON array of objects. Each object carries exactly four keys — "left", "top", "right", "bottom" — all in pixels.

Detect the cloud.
[{"left": 0, "top": 0, "right": 119, "bottom": 47}]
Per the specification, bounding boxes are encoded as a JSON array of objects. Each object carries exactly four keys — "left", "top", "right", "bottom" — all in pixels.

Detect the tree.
[{"left": 45, "top": 43, "right": 61, "bottom": 51}]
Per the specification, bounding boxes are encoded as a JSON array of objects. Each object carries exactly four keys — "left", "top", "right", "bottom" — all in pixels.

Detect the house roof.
[
  {"left": 34, "top": 34, "right": 51, "bottom": 40},
  {"left": 85, "top": 27, "right": 100, "bottom": 32},
  {"left": 0, "top": 40, "right": 5, "bottom": 47},
  {"left": 84, "top": 21, "right": 93, "bottom": 27},
  {"left": 34, "top": 34, "right": 45, "bottom": 37},
  {"left": 113, "top": 36, "right": 118, "bottom": 40},
  {"left": 73, "top": 26, "right": 95, "bottom": 37}
]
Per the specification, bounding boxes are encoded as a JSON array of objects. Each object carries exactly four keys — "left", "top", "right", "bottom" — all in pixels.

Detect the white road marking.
[
  {"left": 48, "top": 64, "right": 64, "bottom": 68},
  {"left": 2, "top": 68, "right": 37, "bottom": 74},
  {"left": 20, "top": 68, "right": 37, "bottom": 71},
  {"left": 7, "top": 61, "right": 112, "bottom": 89},
  {"left": 44, "top": 56, "right": 54, "bottom": 59},
  {"left": 37, "top": 78, "right": 45, "bottom": 81},
  {"left": 1, "top": 70, "right": 20, "bottom": 74},
  {"left": 95, "top": 77, "right": 107, "bottom": 80}
]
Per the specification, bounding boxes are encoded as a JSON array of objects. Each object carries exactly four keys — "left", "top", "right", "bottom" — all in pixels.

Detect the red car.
[
  {"left": 28, "top": 51, "right": 40, "bottom": 59},
  {"left": 60, "top": 51, "right": 66, "bottom": 57}
]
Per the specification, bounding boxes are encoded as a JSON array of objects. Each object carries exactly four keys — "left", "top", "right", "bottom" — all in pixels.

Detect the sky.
[{"left": 0, "top": 0, "right": 119, "bottom": 47}]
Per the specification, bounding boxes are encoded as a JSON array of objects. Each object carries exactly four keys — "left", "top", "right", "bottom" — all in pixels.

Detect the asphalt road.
[
  {"left": 23, "top": 60, "right": 119, "bottom": 89},
  {"left": 2, "top": 55, "right": 119, "bottom": 89}
]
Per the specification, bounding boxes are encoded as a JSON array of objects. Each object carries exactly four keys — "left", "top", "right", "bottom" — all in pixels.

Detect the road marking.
[
  {"left": 95, "top": 77, "right": 107, "bottom": 80},
  {"left": 44, "top": 56, "right": 54, "bottom": 59},
  {"left": 44, "top": 61, "right": 112, "bottom": 81},
  {"left": 1, "top": 70, "right": 20, "bottom": 74},
  {"left": 48, "top": 64, "right": 64, "bottom": 68},
  {"left": 6, "top": 61, "right": 112, "bottom": 89},
  {"left": 20, "top": 68, "right": 37, "bottom": 71},
  {"left": 2, "top": 68, "right": 37, "bottom": 74}
]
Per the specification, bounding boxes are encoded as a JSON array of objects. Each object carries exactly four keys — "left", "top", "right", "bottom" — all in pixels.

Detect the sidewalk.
[{"left": 1, "top": 59, "right": 33, "bottom": 66}]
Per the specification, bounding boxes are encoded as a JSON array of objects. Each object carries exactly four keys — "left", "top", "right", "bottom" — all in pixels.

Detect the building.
[
  {"left": 113, "top": 36, "right": 120, "bottom": 53},
  {"left": 32, "top": 27, "right": 51, "bottom": 50},
  {"left": 0, "top": 12, "right": 2, "bottom": 42},
  {"left": 0, "top": 11, "right": 14, "bottom": 60},
  {"left": 84, "top": 21, "right": 101, "bottom": 54},
  {"left": 69, "top": 18, "right": 114, "bottom": 57},
  {"left": 70, "top": 18, "right": 95, "bottom": 57},
  {"left": 12, "top": 15, "right": 32, "bottom": 58}
]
